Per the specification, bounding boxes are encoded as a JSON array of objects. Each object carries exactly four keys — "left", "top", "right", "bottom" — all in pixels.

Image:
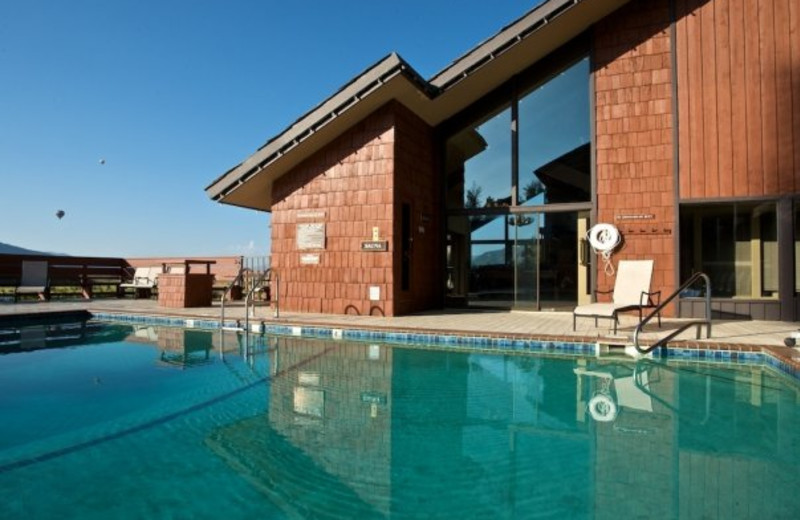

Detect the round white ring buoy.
[
  {"left": 587, "top": 223, "right": 621, "bottom": 253},
  {"left": 588, "top": 393, "right": 618, "bottom": 422}
]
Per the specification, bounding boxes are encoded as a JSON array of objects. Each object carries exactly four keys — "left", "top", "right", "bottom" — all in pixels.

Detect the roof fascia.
[
  {"left": 205, "top": 54, "right": 432, "bottom": 203},
  {"left": 429, "top": 0, "right": 582, "bottom": 90},
  {"left": 207, "top": 0, "right": 634, "bottom": 210}
]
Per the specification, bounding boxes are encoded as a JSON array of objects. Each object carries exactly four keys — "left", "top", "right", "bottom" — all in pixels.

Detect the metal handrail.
[
  {"left": 633, "top": 272, "right": 712, "bottom": 354},
  {"left": 244, "top": 269, "right": 279, "bottom": 333},
  {"left": 219, "top": 268, "right": 246, "bottom": 330}
]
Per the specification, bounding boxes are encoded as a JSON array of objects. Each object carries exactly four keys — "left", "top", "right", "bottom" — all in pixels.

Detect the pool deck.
[{"left": 2, "top": 298, "right": 800, "bottom": 366}]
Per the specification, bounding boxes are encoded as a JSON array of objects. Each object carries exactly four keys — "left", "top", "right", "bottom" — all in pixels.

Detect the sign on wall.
[
  {"left": 361, "top": 241, "right": 388, "bottom": 252},
  {"left": 297, "top": 210, "right": 326, "bottom": 220},
  {"left": 297, "top": 223, "right": 326, "bottom": 250},
  {"left": 300, "top": 254, "right": 320, "bottom": 265}
]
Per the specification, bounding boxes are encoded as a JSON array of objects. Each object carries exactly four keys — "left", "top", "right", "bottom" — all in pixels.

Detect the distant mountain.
[
  {"left": 472, "top": 248, "right": 505, "bottom": 267},
  {"left": 0, "top": 242, "right": 55, "bottom": 256}
]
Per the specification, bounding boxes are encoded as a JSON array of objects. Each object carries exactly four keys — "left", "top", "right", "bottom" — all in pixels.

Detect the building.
[{"left": 206, "top": 0, "right": 800, "bottom": 321}]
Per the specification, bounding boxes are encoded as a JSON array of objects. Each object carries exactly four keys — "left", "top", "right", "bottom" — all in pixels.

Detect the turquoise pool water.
[{"left": 0, "top": 319, "right": 799, "bottom": 519}]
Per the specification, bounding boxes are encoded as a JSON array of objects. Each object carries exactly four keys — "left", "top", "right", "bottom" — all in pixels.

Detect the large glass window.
[
  {"left": 445, "top": 106, "right": 512, "bottom": 210},
  {"left": 443, "top": 53, "right": 590, "bottom": 310},
  {"left": 518, "top": 57, "right": 591, "bottom": 205},
  {"left": 680, "top": 203, "right": 778, "bottom": 299}
]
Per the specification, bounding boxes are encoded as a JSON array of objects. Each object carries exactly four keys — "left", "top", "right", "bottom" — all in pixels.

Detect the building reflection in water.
[
  {"left": 1, "top": 319, "right": 129, "bottom": 352},
  {"left": 200, "top": 336, "right": 800, "bottom": 519}
]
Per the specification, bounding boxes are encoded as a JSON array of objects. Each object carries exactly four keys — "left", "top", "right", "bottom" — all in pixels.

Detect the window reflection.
[
  {"left": 518, "top": 57, "right": 591, "bottom": 205},
  {"left": 446, "top": 106, "right": 512, "bottom": 210},
  {"left": 445, "top": 212, "right": 578, "bottom": 310},
  {"left": 468, "top": 214, "right": 514, "bottom": 306},
  {"left": 443, "top": 55, "right": 590, "bottom": 310}
]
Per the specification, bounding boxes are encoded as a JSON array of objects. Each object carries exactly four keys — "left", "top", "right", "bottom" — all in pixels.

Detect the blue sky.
[{"left": 0, "top": 1, "right": 537, "bottom": 258}]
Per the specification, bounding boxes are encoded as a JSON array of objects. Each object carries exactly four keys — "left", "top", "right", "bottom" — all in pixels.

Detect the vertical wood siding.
[{"left": 677, "top": 0, "right": 800, "bottom": 198}]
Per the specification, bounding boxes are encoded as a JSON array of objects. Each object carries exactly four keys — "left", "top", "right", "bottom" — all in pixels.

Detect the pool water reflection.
[{"left": 0, "top": 321, "right": 798, "bottom": 519}]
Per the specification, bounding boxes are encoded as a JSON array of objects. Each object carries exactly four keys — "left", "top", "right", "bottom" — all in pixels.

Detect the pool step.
[{"left": 595, "top": 342, "right": 645, "bottom": 359}]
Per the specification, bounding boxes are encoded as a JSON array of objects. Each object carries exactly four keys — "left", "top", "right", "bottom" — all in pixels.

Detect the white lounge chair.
[
  {"left": 14, "top": 261, "right": 50, "bottom": 302},
  {"left": 573, "top": 259, "right": 660, "bottom": 334},
  {"left": 120, "top": 266, "right": 162, "bottom": 298}
]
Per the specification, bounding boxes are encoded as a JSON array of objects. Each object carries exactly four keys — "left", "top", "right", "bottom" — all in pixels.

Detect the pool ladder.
[
  {"left": 633, "top": 272, "right": 712, "bottom": 354},
  {"left": 220, "top": 265, "right": 279, "bottom": 332}
]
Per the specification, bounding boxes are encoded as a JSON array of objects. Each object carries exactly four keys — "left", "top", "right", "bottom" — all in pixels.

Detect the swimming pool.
[{"left": 1, "top": 318, "right": 799, "bottom": 518}]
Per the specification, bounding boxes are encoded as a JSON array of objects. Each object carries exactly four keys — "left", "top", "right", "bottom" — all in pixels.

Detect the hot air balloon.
[{"left": 56, "top": 210, "right": 65, "bottom": 220}]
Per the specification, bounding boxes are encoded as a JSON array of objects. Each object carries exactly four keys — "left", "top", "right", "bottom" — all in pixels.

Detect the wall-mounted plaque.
[
  {"left": 361, "top": 240, "right": 388, "bottom": 252},
  {"left": 297, "top": 210, "right": 326, "bottom": 220},
  {"left": 297, "top": 223, "right": 325, "bottom": 250},
  {"left": 300, "top": 254, "right": 320, "bottom": 265},
  {"left": 615, "top": 213, "right": 655, "bottom": 221}
]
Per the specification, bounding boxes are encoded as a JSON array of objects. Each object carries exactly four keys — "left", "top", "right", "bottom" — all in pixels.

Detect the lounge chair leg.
[{"left": 573, "top": 314, "right": 576, "bottom": 331}]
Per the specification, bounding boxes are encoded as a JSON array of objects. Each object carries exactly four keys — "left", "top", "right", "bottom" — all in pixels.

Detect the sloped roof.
[{"left": 206, "top": 0, "right": 632, "bottom": 211}]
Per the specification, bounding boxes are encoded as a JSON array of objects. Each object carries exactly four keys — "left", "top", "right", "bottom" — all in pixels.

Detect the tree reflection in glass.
[
  {"left": 518, "top": 57, "right": 591, "bottom": 206},
  {"left": 446, "top": 106, "right": 512, "bottom": 210}
]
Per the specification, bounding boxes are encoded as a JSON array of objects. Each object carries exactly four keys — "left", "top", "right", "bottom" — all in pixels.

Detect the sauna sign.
[
  {"left": 297, "top": 223, "right": 325, "bottom": 250},
  {"left": 361, "top": 241, "right": 388, "bottom": 252}
]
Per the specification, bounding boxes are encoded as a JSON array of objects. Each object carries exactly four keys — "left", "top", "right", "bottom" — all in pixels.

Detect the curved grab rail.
[
  {"left": 219, "top": 267, "right": 246, "bottom": 330},
  {"left": 634, "top": 272, "right": 712, "bottom": 354},
  {"left": 244, "top": 268, "right": 277, "bottom": 333}
]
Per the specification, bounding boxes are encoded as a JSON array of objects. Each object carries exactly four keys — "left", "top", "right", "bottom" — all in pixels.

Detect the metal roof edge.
[
  {"left": 206, "top": 0, "right": 631, "bottom": 206},
  {"left": 205, "top": 53, "right": 433, "bottom": 200},
  {"left": 428, "top": 0, "right": 585, "bottom": 90}
]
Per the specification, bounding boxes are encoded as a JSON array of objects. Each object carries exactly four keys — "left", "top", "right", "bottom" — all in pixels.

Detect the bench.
[{"left": 0, "top": 256, "right": 128, "bottom": 301}]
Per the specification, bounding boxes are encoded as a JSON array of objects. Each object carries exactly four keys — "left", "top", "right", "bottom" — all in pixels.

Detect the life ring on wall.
[
  {"left": 587, "top": 223, "right": 621, "bottom": 254},
  {"left": 588, "top": 393, "right": 618, "bottom": 422},
  {"left": 587, "top": 223, "right": 621, "bottom": 276}
]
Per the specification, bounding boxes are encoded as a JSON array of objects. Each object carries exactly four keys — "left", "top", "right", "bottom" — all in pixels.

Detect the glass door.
[
  {"left": 447, "top": 211, "right": 580, "bottom": 310},
  {"left": 513, "top": 211, "right": 579, "bottom": 311},
  {"left": 512, "top": 213, "right": 539, "bottom": 309}
]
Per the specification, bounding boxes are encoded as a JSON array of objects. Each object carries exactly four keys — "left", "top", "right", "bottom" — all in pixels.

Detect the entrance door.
[
  {"left": 447, "top": 211, "right": 581, "bottom": 310},
  {"left": 513, "top": 211, "right": 580, "bottom": 311}
]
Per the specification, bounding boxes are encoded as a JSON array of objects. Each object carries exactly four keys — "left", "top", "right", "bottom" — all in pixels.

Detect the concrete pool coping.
[{"left": 1, "top": 298, "right": 799, "bottom": 378}]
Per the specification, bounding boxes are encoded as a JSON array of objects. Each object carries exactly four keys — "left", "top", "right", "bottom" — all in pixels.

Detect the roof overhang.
[{"left": 206, "top": 0, "right": 632, "bottom": 211}]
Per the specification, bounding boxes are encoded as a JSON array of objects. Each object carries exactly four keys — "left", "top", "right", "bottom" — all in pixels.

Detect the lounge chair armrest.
[{"left": 640, "top": 290, "right": 661, "bottom": 306}]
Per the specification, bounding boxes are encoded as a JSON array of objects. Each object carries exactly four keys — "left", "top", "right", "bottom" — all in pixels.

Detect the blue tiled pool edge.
[
  {"left": 90, "top": 311, "right": 800, "bottom": 383},
  {"left": 90, "top": 311, "right": 596, "bottom": 356}
]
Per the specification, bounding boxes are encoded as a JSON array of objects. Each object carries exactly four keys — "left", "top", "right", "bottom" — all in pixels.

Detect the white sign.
[
  {"left": 368, "top": 344, "right": 381, "bottom": 360},
  {"left": 297, "top": 210, "right": 326, "bottom": 220},
  {"left": 300, "top": 254, "right": 320, "bottom": 265},
  {"left": 297, "top": 223, "right": 325, "bottom": 250},
  {"left": 369, "top": 286, "right": 380, "bottom": 301}
]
